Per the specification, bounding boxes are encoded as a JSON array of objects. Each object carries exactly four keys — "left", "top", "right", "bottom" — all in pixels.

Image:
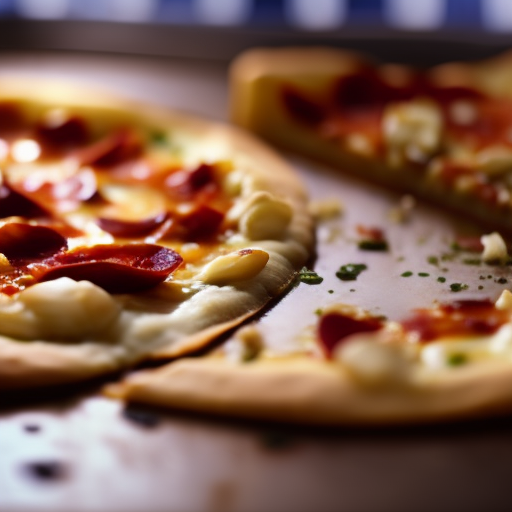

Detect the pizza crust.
[
  {"left": 229, "top": 47, "right": 512, "bottom": 233},
  {"left": 107, "top": 354, "right": 512, "bottom": 426},
  {"left": 0, "top": 79, "right": 314, "bottom": 388}
]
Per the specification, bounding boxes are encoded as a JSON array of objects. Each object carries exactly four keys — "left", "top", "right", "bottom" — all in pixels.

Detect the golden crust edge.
[{"left": 106, "top": 357, "right": 512, "bottom": 426}]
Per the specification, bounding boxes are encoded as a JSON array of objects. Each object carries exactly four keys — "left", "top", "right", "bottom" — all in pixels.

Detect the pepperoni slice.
[
  {"left": 0, "top": 102, "right": 25, "bottom": 134},
  {"left": 165, "top": 164, "right": 217, "bottom": 198},
  {"left": 180, "top": 205, "right": 224, "bottom": 240},
  {"left": 0, "top": 180, "right": 50, "bottom": 219},
  {"left": 0, "top": 223, "right": 67, "bottom": 262},
  {"left": 36, "top": 116, "right": 88, "bottom": 148},
  {"left": 97, "top": 212, "right": 168, "bottom": 238},
  {"left": 34, "top": 243, "right": 182, "bottom": 293},
  {"left": 74, "top": 129, "right": 142, "bottom": 168},
  {"left": 401, "top": 300, "right": 508, "bottom": 342},
  {"left": 318, "top": 312, "right": 383, "bottom": 357}
]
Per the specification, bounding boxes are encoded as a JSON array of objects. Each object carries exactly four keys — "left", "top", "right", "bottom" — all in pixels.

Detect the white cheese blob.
[
  {"left": 0, "top": 278, "right": 121, "bottom": 340},
  {"left": 481, "top": 232, "right": 508, "bottom": 264}
]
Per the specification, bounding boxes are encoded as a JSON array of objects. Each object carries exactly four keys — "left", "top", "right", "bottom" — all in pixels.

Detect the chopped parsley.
[
  {"left": 496, "top": 277, "right": 508, "bottom": 284},
  {"left": 314, "top": 308, "right": 323, "bottom": 316},
  {"left": 478, "top": 285, "right": 484, "bottom": 290},
  {"left": 450, "top": 283, "right": 469, "bottom": 292},
  {"left": 462, "top": 258, "right": 481, "bottom": 266},
  {"left": 150, "top": 130, "right": 168, "bottom": 145},
  {"left": 447, "top": 353, "right": 467, "bottom": 366},
  {"left": 336, "top": 263, "right": 368, "bottom": 281},
  {"left": 401, "top": 271, "right": 413, "bottom": 277},
  {"left": 437, "top": 276, "right": 446, "bottom": 283},
  {"left": 298, "top": 267, "right": 324, "bottom": 285},
  {"left": 427, "top": 256, "right": 439, "bottom": 266},
  {"left": 358, "top": 240, "right": 388, "bottom": 251},
  {"left": 418, "top": 272, "right": 430, "bottom": 277},
  {"left": 328, "top": 290, "right": 334, "bottom": 294}
]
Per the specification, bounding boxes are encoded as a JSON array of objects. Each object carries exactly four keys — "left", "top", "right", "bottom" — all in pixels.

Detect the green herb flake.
[
  {"left": 401, "top": 271, "right": 413, "bottom": 277},
  {"left": 479, "top": 275, "right": 486, "bottom": 280},
  {"left": 150, "top": 130, "right": 168, "bottom": 145},
  {"left": 299, "top": 267, "right": 324, "bottom": 285},
  {"left": 427, "top": 256, "right": 439, "bottom": 266},
  {"left": 418, "top": 272, "right": 430, "bottom": 277},
  {"left": 314, "top": 308, "right": 323, "bottom": 316},
  {"left": 357, "top": 240, "right": 389, "bottom": 251},
  {"left": 478, "top": 285, "right": 484, "bottom": 290},
  {"left": 450, "top": 283, "right": 469, "bottom": 292},
  {"left": 336, "top": 263, "right": 368, "bottom": 281},
  {"left": 350, "top": 289, "right": 356, "bottom": 292},
  {"left": 437, "top": 276, "right": 446, "bottom": 283},
  {"left": 447, "top": 353, "right": 467, "bottom": 367},
  {"left": 462, "top": 258, "right": 481, "bottom": 266},
  {"left": 496, "top": 277, "right": 508, "bottom": 284},
  {"left": 328, "top": 290, "right": 334, "bottom": 294},
  {"left": 488, "top": 275, "right": 493, "bottom": 279}
]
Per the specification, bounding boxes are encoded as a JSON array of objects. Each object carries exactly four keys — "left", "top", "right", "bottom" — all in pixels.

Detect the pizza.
[
  {"left": 105, "top": 48, "right": 512, "bottom": 426},
  {"left": 0, "top": 78, "right": 313, "bottom": 388},
  {"left": 108, "top": 291, "right": 512, "bottom": 425},
  {"left": 229, "top": 47, "right": 512, "bottom": 233}
]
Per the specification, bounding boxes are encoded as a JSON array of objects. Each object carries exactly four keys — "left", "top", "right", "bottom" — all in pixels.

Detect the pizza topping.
[
  {"left": 33, "top": 243, "right": 183, "bottom": 293},
  {"left": 496, "top": 289, "right": 512, "bottom": 310},
  {"left": 356, "top": 225, "right": 389, "bottom": 251},
  {"left": 0, "top": 222, "right": 67, "bottom": 263},
  {"left": 318, "top": 311, "right": 383, "bottom": 357},
  {"left": 402, "top": 300, "right": 509, "bottom": 343},
  {"left": 335, "top": 337, "right": 410, "bottom": 385},
  {"left": 11, "top": 139, "right": 41, "bottom": 163},
  {"left": 282, "top": 87, "right": 325, "bottom": 125},
  {"left": 383, "top": 99, "right": 442, "bottom": 167},
  {"left": 298, "top": 267, "right": 323, "bottom": 285},
  {"left": 336, "top": 263, "right": 367, "bottom": 281},
  {"left": 36, "top": 111, "right": 88, "bottom": 149},
  {"left": 0, "top": 102, "right": 25, "bottom": 134},
  {"left": 238, "top": 192, "right": 292, "bottom": 241},
  {"left": 481, "top": 232, "right": 508, "bottom": 264},
  {"left": 225, "top": 324, "right": 263, "bottom": 363},
  {"left": 165, "top": 163, "right": 216, "bottom": 198},
  {"left": 197, "top": 248, "right": 269, "bottom": 285},
  {"left": 73, "top": 129, "right": 142, "bottom": 168},
  {"left": 0, "top": 277, "right": 121, "bottom": 340},
  {"left": 21, "top": 168, "right": 99, "bottom": 212},
  {"left": 176, "top": 204, "right": 224, "bottom": 241},
  {"left": 0, "top": 179, "right": 49, "bottom": 218},
  {"left": 97, "top": 212, "right": 168, "bottom": 238}
]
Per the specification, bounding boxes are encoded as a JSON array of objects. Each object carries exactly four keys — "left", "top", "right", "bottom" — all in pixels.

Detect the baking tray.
[{"left": 1, "top": 48, "right": 512, "bottom": 512}]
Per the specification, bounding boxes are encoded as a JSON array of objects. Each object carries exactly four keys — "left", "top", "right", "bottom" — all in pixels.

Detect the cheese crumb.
[
  {"left": 225, "top": 324, "right": 263, "bottom": 363},
  {"left": 335, "top": 337, "right": 408, "bottom": 385},
  {"left": 496, "top": 289, "right": 512, "bottom": 310},
  {"left": 388, "top": 194, "right": 416, "bottom": 224},
  {"left": 481, "top": 232, "right": 508, "bottom": 264},
  {"left": 308, "top": 198, "right": 344, "bottom": 221}
]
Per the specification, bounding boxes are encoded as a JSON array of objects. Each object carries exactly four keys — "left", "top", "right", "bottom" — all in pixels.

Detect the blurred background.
[{"left": 0, "top": 0, "right": 511, "bottom": 65}]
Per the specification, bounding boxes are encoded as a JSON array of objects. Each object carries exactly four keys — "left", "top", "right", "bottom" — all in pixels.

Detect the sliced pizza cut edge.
[{"left": 229, "top": 47, "right": 512, "bottom": 234}]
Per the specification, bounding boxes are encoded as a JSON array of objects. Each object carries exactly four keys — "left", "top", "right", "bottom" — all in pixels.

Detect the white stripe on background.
[
  {"left": 482, "top": 0, "right": 512, "bottom": 31},
  {"left": 195, "top": 0, "right": 251, "bottom": 25},
  {"left": 17, "top": 0, "right": 69, "bottom": 19},
  {"left": 385, "top": 0, "right": 445, "bottom": 30},
  {"left": 107, "top": 0, "right": 157, "bottom": 22},
  {"left": 285, "top": 0, "right": 346, "bottom": 30}
]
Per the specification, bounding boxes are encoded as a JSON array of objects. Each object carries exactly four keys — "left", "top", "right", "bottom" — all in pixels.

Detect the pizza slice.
[
  {"left": 108, "top": 292, "right": 512, "bottom": 425},
  {"left": 230, "top": 47, "right": 512, "bottom": 232},
  {"left": 0, "top": 79, "right": 313, "bottom": 388}
]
